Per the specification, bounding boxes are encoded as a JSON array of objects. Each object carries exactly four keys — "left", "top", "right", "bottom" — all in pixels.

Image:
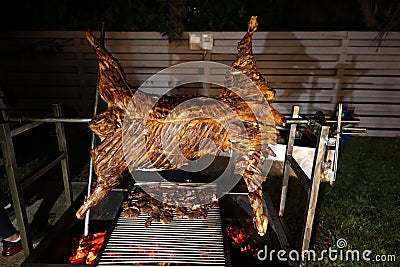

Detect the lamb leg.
[{"left": 76, "top": 129, "right": 126, "bottom": 219}]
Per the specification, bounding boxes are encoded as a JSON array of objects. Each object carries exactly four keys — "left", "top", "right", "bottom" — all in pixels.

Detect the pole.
[
  {"left": 84, "top": 22, "right": 106, "bottom": 236},
  {"left": 7, "top": 116, "right": 91, "bottom": 123}
]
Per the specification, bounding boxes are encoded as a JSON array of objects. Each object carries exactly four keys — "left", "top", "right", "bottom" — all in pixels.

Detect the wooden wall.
[{"left": 0, "top": 31, "right": 399, "bottom": 137}]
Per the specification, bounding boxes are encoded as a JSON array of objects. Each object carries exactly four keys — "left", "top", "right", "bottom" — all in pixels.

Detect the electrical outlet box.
[
  {"left": 201, "top": 33, "right": 214, "bottom": 50},
  {"left": 189, "top": 33, "right": 201, "bottom": 50},
  {"left": 189, "top": 33, "right": 214, "bottom": 51}
]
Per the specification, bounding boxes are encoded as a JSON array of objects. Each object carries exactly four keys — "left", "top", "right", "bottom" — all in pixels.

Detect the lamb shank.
[{"left": 76, "top": 16, "right": 286, "bottom": 236}]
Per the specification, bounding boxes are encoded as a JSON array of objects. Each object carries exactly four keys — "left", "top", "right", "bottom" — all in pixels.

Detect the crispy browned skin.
[{"left": 76, "top": 16, "right": 285, "bottom": 236}]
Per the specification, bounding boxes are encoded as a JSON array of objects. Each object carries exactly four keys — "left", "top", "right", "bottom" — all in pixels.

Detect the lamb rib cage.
[{"left": 76, "top": 16, "right": 286, "bottom": 236}]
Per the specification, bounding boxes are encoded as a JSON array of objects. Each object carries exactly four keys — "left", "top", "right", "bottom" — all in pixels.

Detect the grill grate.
[{"left": 97, "top": 205, "right": 226, "bottom": 266}]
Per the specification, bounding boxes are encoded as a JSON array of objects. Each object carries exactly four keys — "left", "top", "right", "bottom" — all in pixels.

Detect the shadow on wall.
[
  {"left": 263, "top": 32, "right": 322, "bottom": 115},
  {"left": 262, "top": 32, "right": 368, "bottom": 117},
  {"left": 333, "top": 55, "right": 369, "bottom": 115}
]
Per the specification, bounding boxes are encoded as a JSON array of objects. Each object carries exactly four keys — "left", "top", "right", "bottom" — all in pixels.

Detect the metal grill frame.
[{"left": 96, "top": 203, "right": 227, "bottom": 267}]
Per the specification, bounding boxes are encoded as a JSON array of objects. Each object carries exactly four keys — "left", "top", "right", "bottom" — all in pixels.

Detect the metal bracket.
[{"left": 274, "top": 103, "right": 367, "bottom": 266}]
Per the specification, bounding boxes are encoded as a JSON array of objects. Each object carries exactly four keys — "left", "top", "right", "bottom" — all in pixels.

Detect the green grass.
[
  {"left": 309, "top": 137, "right": 400, "bottom": 266},
  {"left": 265, "top": 136, "right": 400, "bottom": 267}
]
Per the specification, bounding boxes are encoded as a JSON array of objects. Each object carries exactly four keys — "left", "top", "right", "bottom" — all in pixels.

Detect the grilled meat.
[
  {"left": 76, "top": 16, "right": 285, "bottom": 236},
  {"left": 122, "top": 187, "right": 214, "bottom": 227}
]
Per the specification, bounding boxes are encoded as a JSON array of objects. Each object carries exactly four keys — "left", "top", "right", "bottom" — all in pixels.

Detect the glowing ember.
[
  {"left": 133, "top": 245, "right": 172, "bottom": 266},
  {"left": 104, "top": 244, "right": 175, "bottom": 266},
  {"left": 69, "top": 231, "right": 107, "bottom": 264},
  {"left": 226, "top": 225, "right": 258, "bottom": 257},
  {"left": 132, "top": 262, "right": 171, "bottom": 266},
  {"left": 156, "top": 263, "right": 171, "bottom": 266}
]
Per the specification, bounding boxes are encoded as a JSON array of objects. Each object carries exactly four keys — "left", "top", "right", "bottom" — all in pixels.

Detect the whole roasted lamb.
[{"left": 76, "top": 16, "right": 286, "bottom": 236}]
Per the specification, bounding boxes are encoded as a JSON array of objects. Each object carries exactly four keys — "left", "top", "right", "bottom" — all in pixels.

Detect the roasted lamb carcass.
[{"left": 76, "top": 16, "right": 286, "bottom": 236}]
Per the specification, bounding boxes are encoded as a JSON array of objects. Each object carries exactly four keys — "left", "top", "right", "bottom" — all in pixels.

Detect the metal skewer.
[
  {"left": 6, "top": 116, "right": 91, "bottom": 123},
  {"left": 84, "top": 22, "right": 106, "bottom": 236},
  {"left": 285, "top": 118, "right": 360, "bottom": 125}
]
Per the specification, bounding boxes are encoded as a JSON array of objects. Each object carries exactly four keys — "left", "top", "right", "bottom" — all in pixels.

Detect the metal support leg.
[
  {"left": 84, "top": 22, "right": 106, "bottom": 236},
  {"left": 0, "top": 123, "right": 33, "bottom": 257},
  {"left": 279, "top": 105, "right": 300, "bottom": 217},
  {"left": 53, "top": 104, "right": 73, "bottom": 206},
  {"left": 299, "top": 125, "right": 330, "bottom": 267}
]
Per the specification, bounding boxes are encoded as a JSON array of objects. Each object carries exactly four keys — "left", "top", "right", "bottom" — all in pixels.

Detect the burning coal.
[
  {"left": 226, "top": 225, "right": 258, "bottom": 257},
  {"left": 69, "top": 231, "right": 106, "bottom": 264}
]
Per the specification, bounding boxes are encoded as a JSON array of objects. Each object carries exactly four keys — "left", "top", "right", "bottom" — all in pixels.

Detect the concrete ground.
[{"left": 0, "top": 182, "right": 87, "bottom": 267}]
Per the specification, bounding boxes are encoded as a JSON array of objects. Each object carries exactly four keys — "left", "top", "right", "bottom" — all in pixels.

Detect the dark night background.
[
  {"left": 0, "top": 0, "right": 399, "bottom": 40},
  {"left": 0, "top": 1, "right": 399, "bottom": 266}
]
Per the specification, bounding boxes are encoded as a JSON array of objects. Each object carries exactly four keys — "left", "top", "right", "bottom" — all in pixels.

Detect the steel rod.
[
  {"left": 343, "top": 127, "right": 367, "bottom": 131},
  {"left": 101, "top": 253, "right": 224, "bottom": 257},
  {"left": 101, "top": 258, "right": 225, "bottom": 261},
  {"left": 84, "top": 21, "right": 106, "bottom": 236},
  {"left": 342, "top": 131, "right": 368, "bottom": 135},
  {"left": 7, "top": 116, "right": 91, "bottom": 123},
  {"left": 6, "top": 111, "right": 361, "bottom": 127},
  {"left": 285, "top": 118, "right": 360, "bottom": 125},
  {"left": 99, "top": 262, "right": 224, "bottom": 265},
  {"left": 107, "top": 239, "right": 224, "bottom": 245},
  {"left": 111, "top": 231, "right": 223, "bottom": 235},
  {"left": 100, "top": 258, "right": 224, "bottom": 262},
  {"left": 6, "top": 115, "right": 360, "bottom": 125}
]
